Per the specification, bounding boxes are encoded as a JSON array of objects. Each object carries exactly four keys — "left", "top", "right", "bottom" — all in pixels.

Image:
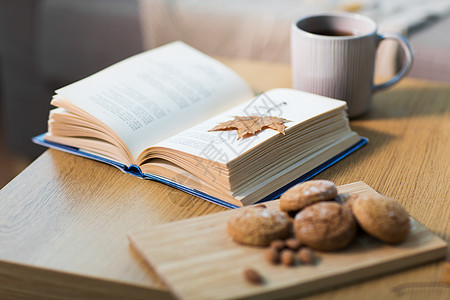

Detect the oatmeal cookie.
[
  {"left": 280, "top": 180, "right": 338, "bottom": 212},
  {"left": 293, "top": 201, "right": 356, "bottom": 251},
  {"left": 227, "top": 206, "right": 291, "bottom": 246}
]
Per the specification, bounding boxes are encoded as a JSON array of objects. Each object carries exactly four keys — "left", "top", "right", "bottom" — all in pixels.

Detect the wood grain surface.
[
  {"left": 0, "top": 59, "right": 449, "bottom": 299},
  {"left": 128, "top": 182, "right": 447, "bottom": 300}
]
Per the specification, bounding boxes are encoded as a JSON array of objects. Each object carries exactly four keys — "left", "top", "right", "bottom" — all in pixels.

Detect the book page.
[
  {"left": 154, "top": 88, "right": 347, "bottom": 164},
  {"left": 55, "top": 42, "right": 254, "bottom": 160}
]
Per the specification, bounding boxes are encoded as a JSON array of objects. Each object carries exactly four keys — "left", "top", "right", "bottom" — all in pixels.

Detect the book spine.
[{"left": 124, "top": 165, "right": 144, "bottom": 177}]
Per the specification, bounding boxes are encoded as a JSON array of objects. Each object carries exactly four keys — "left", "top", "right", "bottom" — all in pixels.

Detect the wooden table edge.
[{"left": 0, "top": 258, "right": 172, "bottom": 299}]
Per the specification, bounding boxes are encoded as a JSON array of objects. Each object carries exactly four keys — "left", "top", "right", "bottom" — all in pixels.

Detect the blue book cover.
[{"left": 33, "top": 134, "right": 367, "bottom": 209}]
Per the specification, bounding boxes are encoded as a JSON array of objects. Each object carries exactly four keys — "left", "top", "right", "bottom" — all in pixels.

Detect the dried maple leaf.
[{"left": 209, "top": 116, "right": 289, "bottom": 140}]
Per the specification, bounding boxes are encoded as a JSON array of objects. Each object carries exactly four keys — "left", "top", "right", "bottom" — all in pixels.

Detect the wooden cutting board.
[{"left": 128, "top": 182, "right": 447, "bottom": 300}]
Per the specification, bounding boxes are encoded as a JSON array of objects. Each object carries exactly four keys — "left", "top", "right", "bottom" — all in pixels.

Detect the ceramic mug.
[{"left": 291, "top": 12, "right": 413, "bottom": 117}]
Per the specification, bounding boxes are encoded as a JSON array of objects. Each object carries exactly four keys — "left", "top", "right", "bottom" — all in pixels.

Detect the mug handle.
[{"left": 373, "top": 33, "right": 414, "bottom": 92}]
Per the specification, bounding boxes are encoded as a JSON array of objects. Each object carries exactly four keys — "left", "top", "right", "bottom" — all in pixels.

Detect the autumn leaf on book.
[{"left": 209, "top": 115, "right": 290, "bottom": 140}]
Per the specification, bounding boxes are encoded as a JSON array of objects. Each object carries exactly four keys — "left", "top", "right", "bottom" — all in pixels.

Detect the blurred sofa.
[
  {"left": 0, "top": 0, "right": 143, "bottom": 158},
  {"left": 1, "top": 0, "right": 449, "bottom": 159}
]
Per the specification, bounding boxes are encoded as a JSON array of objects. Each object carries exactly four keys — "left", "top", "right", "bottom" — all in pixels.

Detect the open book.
[{"left": 33, "top": 41, "right": 367, "bottom": 208}]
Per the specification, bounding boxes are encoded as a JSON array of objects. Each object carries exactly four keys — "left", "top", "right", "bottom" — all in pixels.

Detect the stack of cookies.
[{"left": 227, "top": 180, "right": 411, "bottom": 253}]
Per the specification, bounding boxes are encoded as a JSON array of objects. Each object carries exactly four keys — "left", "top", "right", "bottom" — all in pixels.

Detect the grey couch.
[{"left": 0, "top": 0, "right": 143, "bottom": 158}]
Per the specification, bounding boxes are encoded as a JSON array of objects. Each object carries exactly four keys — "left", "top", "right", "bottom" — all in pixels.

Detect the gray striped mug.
[{"left": 291, "top": 12, "right": 413, "bottom": 118}]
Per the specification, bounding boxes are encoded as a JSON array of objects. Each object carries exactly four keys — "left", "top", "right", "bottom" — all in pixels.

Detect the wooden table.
[{"left": 0, "top": 59, "right": 448, "bottom": 299}]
